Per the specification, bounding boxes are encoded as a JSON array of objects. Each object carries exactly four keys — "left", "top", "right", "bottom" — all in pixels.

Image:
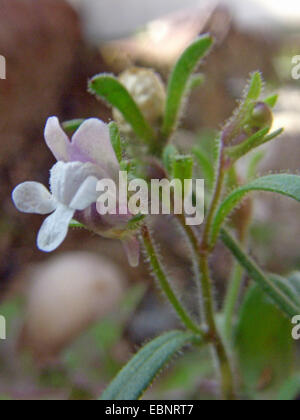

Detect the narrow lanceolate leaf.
[
  {"left": 109, "top": 122, "right": 122, "bottom": 163},
  {"left": 221, "top": 228, "right": 300, "bottom": 318},
  {"left": 100, "top": 330, "right": 198, "bottom": 400},
  {"left": 211, "top": 174, "right": 300, "bottom": 246},
  {"left": 89, "top": 74, "right": 155, "bottom": 145},
  {"left": 226, "top": 127, "right": 283, "bottom": 163},
  {"left": 246, "top": 71, "right": 263, "bottom": 101},
  {"left": 162, "top": 35, "right": 213, "bottom": 139},
  {"left": 62, "top": 119, "right": 85, "bottom": 134},
  {"left": 225, "top": 126, "right": 270, "bottom": 162}
]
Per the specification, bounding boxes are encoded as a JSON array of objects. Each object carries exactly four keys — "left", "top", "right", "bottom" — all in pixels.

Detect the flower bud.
[
  {"left": 250, "top": 102, "right": 273, "bottom": 129},
  {"left": 113, "top": 67, "right": 166, "bottom": 134}
]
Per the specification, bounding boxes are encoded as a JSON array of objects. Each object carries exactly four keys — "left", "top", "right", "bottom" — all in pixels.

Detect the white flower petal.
[
  {"left": 44, "top": 117, "right": 70, "bottom": 161},
  {"left": 12, "top": 182, "right": 56, "bottom": 214},
  {"left": 50, "top": 161, "right": 104, "bottom": 205},
  {"left": 71, "top": 118, "right": 119, "bottom": 176},
  {"left": 37, "top": 204, "right": 74, "bottom": 252},
  {"left": 69, "top": 176, "right": 99, "bottom": 210}
]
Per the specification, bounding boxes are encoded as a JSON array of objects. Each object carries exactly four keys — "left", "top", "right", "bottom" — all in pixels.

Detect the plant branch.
[
  {"left": 140, "top": 224, "right": 203, "bottom": 336},
  {"left": 175, "top": 214, "right": 236, "bottom": 400}
]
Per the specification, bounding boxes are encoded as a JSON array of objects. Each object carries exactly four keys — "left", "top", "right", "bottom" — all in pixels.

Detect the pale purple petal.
[
  {"left": 12, "top": 182, "right": 56, "bottom": 215},
  {"left": 71, "top": 118, "right": 119, "bottom": 176},
  {"left": 122, "top": 236, "right": 140, "bottom": 267},
  {"left": 44, "top": 117, "right": 70, "bottom": 161},
  {"left": 37, "top": 204, "right": 74, "bottom": 252},
  {"left": 69, "top": 176, "right": 99, "bottom": 210}
]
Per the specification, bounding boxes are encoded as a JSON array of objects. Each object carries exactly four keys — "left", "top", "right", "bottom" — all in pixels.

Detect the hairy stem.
[
  {"left": 140, "top": 224, "right": 203, "bottom": 336},
  {"left": 223, "top": 217, "right": 250, "bottom": 342},
  {"left": 202, "top": 148, "right": 226, "bottom": 251},
  {"left": 223, "top": 262, "right": 244, "bottom": 341},
  {"left": 176, "top": 215, "right": 236, "bottom": 400}
]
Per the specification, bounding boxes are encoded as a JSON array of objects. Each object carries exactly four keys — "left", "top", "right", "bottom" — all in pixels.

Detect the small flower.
[
  {"left": 12, "top": 117, "right": 141, "bottom": 266},
  {"left": 12, "top": 161, "right": 100, "bottom": 252}
]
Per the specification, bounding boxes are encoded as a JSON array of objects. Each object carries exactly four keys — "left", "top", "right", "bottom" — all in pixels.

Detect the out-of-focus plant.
[{"left": 11, "top": 34, "right": 300, "bottom": 400}]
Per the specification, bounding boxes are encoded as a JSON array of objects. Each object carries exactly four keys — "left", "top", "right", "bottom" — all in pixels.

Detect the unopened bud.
[
  {"left": 250, "top": 102, "right": 273, "bottom": 129},
  {"left": 113, "top": 67, "right": 166, "bottom": 134}
]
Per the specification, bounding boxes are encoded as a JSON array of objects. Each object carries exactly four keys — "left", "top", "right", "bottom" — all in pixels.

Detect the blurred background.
[{"left": 1, "top": 0, "right": 300, "bottom": 400}]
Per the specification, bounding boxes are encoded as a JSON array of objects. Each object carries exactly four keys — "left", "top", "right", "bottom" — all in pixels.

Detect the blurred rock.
[{"left": 19, "top": 252, "right": 124, "bottom": 364}]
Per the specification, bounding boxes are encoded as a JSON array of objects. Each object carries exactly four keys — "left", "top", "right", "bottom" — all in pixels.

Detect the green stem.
[
  {"left": 202, "top": 148, "right": 226, "bottom": 250},
  {"left": 199, "top": 254, "right": 236, "bottom": 400},
  {"left": 140, "top": 224, "right": 203, "bottom": 336},
  {"left": 223, "top": 218, "right": 250, "bottom": 342},
  {"left": 223, "top": 262, "right": 244, "bottom": 341},
  {"left": 220, "top": 227, "right": 300, "bottom": 318},
  {"left": 176, "top": 215, "right": 236, "bottom": 400}
]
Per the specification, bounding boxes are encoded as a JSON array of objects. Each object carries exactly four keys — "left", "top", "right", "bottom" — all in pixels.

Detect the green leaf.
[
  {"left": 246, "top": 71, "right": 263, "bottom": 101},
  {"left": 162, "top": 144, "right": 178, "bottom": 173},
  {"left": 89, "top": 74, "right": 155, "bottom": 145},
  {"left": 221, "top": 228, "right": 300, "bottom": 318},
  {"left": 211, "top": 174, "right": 300, "bottom": 246},
  {"left": 225, "top": 127, "right": 283, "bottom": 164},
  {"left": 235, "top": 284, "right": 294, "bottom": 393},
  {"left": 109, "top": 122, "right": 122, "bottom": 163},
  {"left": 225, "top": 126, "right": 270, "bottom": 162},
  {"left": 162, "top": 35, "right": 213, "bottom": 139},
  {"left": 62, "top": 119, "right": 85, "bottom": 134},
  {"left": 263, "top": 127, "right": 284, "bottom": 143},
  {"left": 100, "top": 330, "right": 197, "bottom": 400},
  {"left": 264, "top": 94, "right": 278, "bottom": 108}
]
